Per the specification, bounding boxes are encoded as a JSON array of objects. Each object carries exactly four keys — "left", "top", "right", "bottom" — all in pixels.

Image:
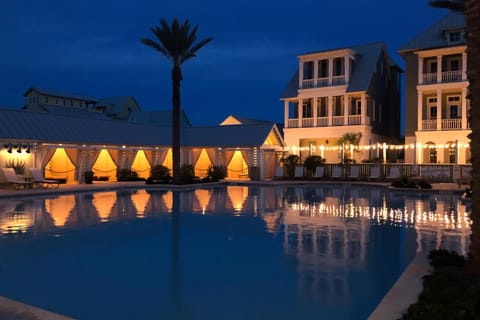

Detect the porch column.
[
  {"left": 313, "top": 96, "right": 318, "bottom": 127},
  {"left": 299, "top": 60, "right": 304, "bottom": 88},
  {"left": 298, "top": 98, "right": 303, "bottom": 128},
  {"left": 436, "top": 56, "right": 442, "bottom": 83},
  {"left": 328, "top": 95, "right": 333, "bottom": 126},
  {"left": 345, "top": 57, "right": 350, "bottom": 84},
  {"left": 361, "top": 94, "right": 367, "bottom": 125},
  {"left": 462, "top": 52, "right": 467, "bottom": 81},
  {"left": 417, "top": 91, "right": 423, "bottom": 131},
  {"left": 328, "top": 57, "right": 333, "bottom": 85},
  {"left": 284, "top": 100, "right": 289, "bottom": 128},
  {"left": 436, "top": 90, "right": 442, "bottom": 130},
  {"left": 343, "top": 95, "right": 349, "bottom": 125},
  {"left": 418, "top": 57, "right": 424, "bottom": 84},
  {"left": 313, "top": 60, "right": 318, "bottom": 87},
  {"left": 462, "top": 87, "right": 468, "bottom": 129}
]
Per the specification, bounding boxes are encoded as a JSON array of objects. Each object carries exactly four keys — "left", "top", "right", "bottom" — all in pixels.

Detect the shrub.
[
  {"left": 150, "top": 165, "right": 171, "bottom": 181},
  {"left": 303, "top": 155, "right": 325, "bottom": 177},
  {"left": 281, "top": 154, "right": 299, "bottom": 179},
  {"left": 207, "top": 165, "right": 227, "bottom": 182},
  {"left": 391, "top": 176, "right": 432, "bottom": 189},
  {"left": 117, "top": 168, "right": 142, "bottom": 181},
  {"left": 180, "top": 164, "right": 196, "bottom": 183}
]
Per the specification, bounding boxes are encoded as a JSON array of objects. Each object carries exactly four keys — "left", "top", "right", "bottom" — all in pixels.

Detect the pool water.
[{"left": 0, "top": 184, "right": 471, "bottom": 319}]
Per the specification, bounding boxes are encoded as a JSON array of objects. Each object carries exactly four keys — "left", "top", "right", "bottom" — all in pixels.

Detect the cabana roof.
[{"left": 0, "top": 108, "right": 284, "bottom": 148}]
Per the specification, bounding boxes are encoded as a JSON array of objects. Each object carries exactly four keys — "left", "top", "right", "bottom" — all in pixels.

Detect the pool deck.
[{"left": 0, "top": 179, "right": 466, "bottom": 319}]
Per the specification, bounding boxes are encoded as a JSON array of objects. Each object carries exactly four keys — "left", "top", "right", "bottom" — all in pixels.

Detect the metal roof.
[
  {"left": 398, "top": 11, "right": 466, "bottom": 52},
  {"left": 23, "top": 87, "right": 99, "bottom": 103},
  {"left": 280, "top": 42, "right": 391, "bottom": 98},
  {"left": 128, "top": 110, "right": 192, "bottom": 127},
  {"left": 0, "top": 108, "right": 280, "bottom": 148},
  {"left": 24, "top": 104, "right": 112, "bottom": 120},
  {"left": 97, "top": 96, "right": 141, "bottom": 115}
]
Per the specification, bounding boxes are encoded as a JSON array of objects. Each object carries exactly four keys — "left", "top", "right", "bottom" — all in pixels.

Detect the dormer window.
[
  {"left": 303, "top": 61, "right": 313, "bottom": 79},
  {"left": 447, "top": 30, "right": 462, "bottom": 44}
]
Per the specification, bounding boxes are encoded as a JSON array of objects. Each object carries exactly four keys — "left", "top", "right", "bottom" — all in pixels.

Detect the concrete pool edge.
[
  {"left": 0, "top": 296, "right": 75, "bottom": 320},
  {"left": 368, "top": 252, "right": 431, "bottom": 320}
]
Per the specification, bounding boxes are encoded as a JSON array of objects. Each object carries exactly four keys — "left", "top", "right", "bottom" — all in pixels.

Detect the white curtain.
[
  {"left": 241, "top": 149, "right": 252, "bottom": 167},
  {"left": 64, "top": 148, "right": 79, "bottom": 182},
  {"left": 206, "top": 148, "right": 217, "bottom": 166}
]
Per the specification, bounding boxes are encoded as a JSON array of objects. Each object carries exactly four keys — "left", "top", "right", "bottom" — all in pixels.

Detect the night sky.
[{"left": 0, "top": 1, "right": 449, "bottom": 129}]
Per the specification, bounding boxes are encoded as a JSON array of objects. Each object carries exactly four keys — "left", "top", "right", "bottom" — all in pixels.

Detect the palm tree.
[
  {"left": 429, "top": 0, "right": 480, "bottom": 277},
  {"left": 141, "top": 19, "right": 212, "bottom": 184},
  {"left": 336, "top": 132, "right": 362, "bottom": 163}
]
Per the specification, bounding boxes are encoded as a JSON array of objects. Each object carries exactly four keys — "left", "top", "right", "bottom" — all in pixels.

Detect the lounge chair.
[
  {"left": 29, "top": 168, "right": 61, "bottom": 188},
  {"left": 331, "top": 166, "right": 343, "bottom": 179},
  {"left": 1, "top": 168, "right": 33, "bottom": 189},
  {"left": 313, "top": 167, "right": 325, "bottom": 179},
  {"left": 295, "top": 167, "right": 304, "bottom": 178},
  {"left": 348, "top": 165, "right": 360, "bottom": 180},
  {"left": 368, "top": 166, "right": 381, "bottom": 180},
  {"left": 387, "top": 166, "right": 401, "bottom": 180}
]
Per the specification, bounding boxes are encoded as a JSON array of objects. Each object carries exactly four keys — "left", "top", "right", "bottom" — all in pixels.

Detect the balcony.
[
  {"left": 421, "top": 70, "right": 463, "bottom": 84},
  {"left": 421, "top": 118, "right": 463, "bottom": 131},
  {"left": 300, "top": 75, "right": 346, "bottom": 89},
  {"left": 285, "top": 115, "right": 371, "bottom": 128}
]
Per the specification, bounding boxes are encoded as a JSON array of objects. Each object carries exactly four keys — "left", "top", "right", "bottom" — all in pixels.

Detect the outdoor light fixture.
[
  {"left": 25, "top": 145, "right": 31, "bottom": 153},
  {"left": 16, "top": 145, "right": 22, "bottom": 153},
  {"left": 6, "top": 144, "right": 12, "bottom": 153}
]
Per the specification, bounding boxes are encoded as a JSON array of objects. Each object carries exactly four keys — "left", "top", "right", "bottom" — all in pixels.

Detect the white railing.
[
  {"left": 302, "top": 118, "right": 315, "bottom": 127},
  {"left": 332, "top": 116, "right": 344, "bottom": 126},
  {"left": 442, "top": 118, "right": 462, "bottom": 130},
  {"left": 348, "top": 115, "right": 362, "bottom": 125},
  {"left": 287, "top": 119, "right": 299, "bottom": 128},
  {"left": 332, "top": 75, "right": 346, "bottom": 86},
  {"left": 442, "top": 70, "right": 462, "bottom": 82},
  {"left": 316, "top": 117, "right": 329, "bottom": 127},
  {"left": 301, "top": 79, "right": 315, "bottom": 89},
  {"left": 422, "top": 119, "right": 437, "bottom": 130},
  {"left": 422, "top": 73, "right": 437, "bottom": 84},
  {"left": 316, "top": 77, "right": 329, "bottom": 87}
]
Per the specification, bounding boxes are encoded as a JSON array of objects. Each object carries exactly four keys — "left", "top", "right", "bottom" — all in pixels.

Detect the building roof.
[
  {"left": 96, "top": 96, "right": 141, "bottom": 115},
  {"left": 220, "top": 115, "right": 275, "bottom": 126},
  {"left": 23, "top": 87, "right": 99, "bottom": 103},
  {"left": 23, "top": 104, "right": 112, "bottom": 120},
  {"left": 280, "top": 42, "right": 393, "bottom": 98},
  {"left": 398, "top": 11, "right": 466, "bottom": 52},
  {"left": 128, "top": 110, "right": 192, "bottom": 127},
  {"left": 0, "top": 108, "right": 281, "bottom": 148}
]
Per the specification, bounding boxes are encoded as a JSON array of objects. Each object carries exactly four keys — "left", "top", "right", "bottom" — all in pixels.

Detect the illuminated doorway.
[
  {"left": 195, "top": 149, "right": 213, "bottom": 178},
  {"left": 131, "top": 150, "right": 151, "bottom": 179},
  {"left": 163, "top": 149, "right": 172, "bottom": 175},
  {"left": 45, "top": 148, "right": 75, "bottom": 183},
  {"left": 92, "top": 149, "right": 117, "bottom": 181},
  {"left": 227, "top": 151, "right": 248, "bottom": 179}
]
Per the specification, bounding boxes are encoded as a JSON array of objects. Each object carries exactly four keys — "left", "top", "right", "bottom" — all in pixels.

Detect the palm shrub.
[
  {"left": 281, "top": 154, "right": 299, "bottom": 179},
  {"left": 207, "top": 165, "right": 227, "bottom": 182},
  {"left": 149, "top": 165, "right": 171, "bottom": 182},
  {"left": 303, "top": 155, "right": 325, "bottom": 177},
  {"left": 180, "top": 164, "right": 196, "bottom": 183},
  {"left": 117, "top": 168, "right": 140, "bottom": 181}
]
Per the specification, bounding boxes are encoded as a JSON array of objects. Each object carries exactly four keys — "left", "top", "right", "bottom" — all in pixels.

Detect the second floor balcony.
[
  {"left": 300, "top": 75, "right": 346, "bottom": 89},
  {"left": 422, "top": 70, "right": 463, "bottom": 84},
  {"left": 286, "top": 115, "right": 370, "bottom": 128},
  {"left": 421, "top": 118, "right": 468, "bottom": 131}
]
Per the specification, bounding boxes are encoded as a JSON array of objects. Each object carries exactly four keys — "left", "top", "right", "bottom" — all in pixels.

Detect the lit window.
[{"left": 448, "top": 31, "right": 461, "bottom": 43}]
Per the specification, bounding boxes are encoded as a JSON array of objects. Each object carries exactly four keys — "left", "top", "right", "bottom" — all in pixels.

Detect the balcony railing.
[
  {"left": 422, "top": 119, "right": 437, "bottom": 130},
  {"left": 301, "top": 79, "right": 315, "bottom": 89},
  {"left": 442, "top": 118, "right": 461, "bottom": 130},
  {"left": 348, "top": 115, "right": 361, "bottom": 125},
  {"left": 287, "top": 119, "right": 299, "bottom": 128},
  {"left": 332, "top": 75, "right": 346, "bottom": 86},
  {"left": 332, "top": 116, "right": 344, "bottom": 126},
  {"left": 442, "top": 70, "right": 462, "bottom": 82},
  {"left": 422, "top": 73, "right": 437, "bottom": 84},
  {"left": 302, "top": 118, "right": 315, "bottom": 127},
  {"left": 316, "top": 117, "right": 329, "bottom": 127}
]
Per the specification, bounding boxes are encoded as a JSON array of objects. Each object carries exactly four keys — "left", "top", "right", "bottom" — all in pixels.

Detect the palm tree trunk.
[
  {"left": 172, "top": 66, "right": 182, "bottom": 184},
  {"left": 465, "top": 0, "right": 480, "bottom": 279}
]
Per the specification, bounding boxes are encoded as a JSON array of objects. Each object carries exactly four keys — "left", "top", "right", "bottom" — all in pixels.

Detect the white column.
[
  {"left": 436, "top": 90, "right": 442, "bottom": 130},
  {"left": 436, "top": 56, "right": 442, "bottom": 83},
  {"left": 462, "top": 52, "right": 467, "bottom": 81},
  {"left": 299, "top": 60, "right": 304, "bottom": 88},
  {"left": 461, "top": 87, "right": 468, "bottom": 129},
  {"left": 361, "top": 94, "right": 367, "bottom": 125},
  {"left": 298, "top": 98, "right": 303, "bottom": 128},
  {"left": 418, "top": 57, "right": 424, "bottom": 84},
  {"left": 345, "top": 57, "right": 350, "bottom": 83},
  {"left": 328, "top": 57, "right": 333, "bottom": 85},
  {"left": 313, "top": 60, "right": 318, "bottom": 87},
  {"left": 328, "top": 95, "right": 333, "bottom": 126},
  {"left": 417, "top": 91, "right": 423, "bottom": 131},
  {"left": 313, "top": 97, "right": 318, "bottom": 127},
  {"left": 344, "top": 95, "right": 349, "bottom": 126},
  {"left": 284, "top": 100, "right": 289, "bottom": 128}
]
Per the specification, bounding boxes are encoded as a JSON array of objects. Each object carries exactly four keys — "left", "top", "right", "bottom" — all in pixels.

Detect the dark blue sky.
[{"left": 0, "top": 1, "right": 448, "bottom": 127}]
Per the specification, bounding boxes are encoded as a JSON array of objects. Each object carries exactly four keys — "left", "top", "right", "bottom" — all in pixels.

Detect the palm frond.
[{"left": 429, "top": 0, "right": 465, "bottom": 12}]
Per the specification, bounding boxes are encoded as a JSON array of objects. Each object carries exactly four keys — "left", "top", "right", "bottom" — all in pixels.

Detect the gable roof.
[
  {"left": 220, "top": 115, "right": 275, "bottom": 126},
  {"left": 22, "top": 104, "right": 111, "bottom": 120},
  {"left": 280, "top": 42, "right": 393, "bottom": 98},
  {"left": 23, "top": 87, "right": 98, "bottom": 103},
  {"left": 128, "top": 110, "right": 192, "bottom": 127},
  {"left": 398, "top": 11, "right": 466, "bottom": 53},
  {"left": 0, "top": 108, "right": 282, "bottom": 148},
  {"left": 96, "top": 96, "right": 141, "bottom": 115}
]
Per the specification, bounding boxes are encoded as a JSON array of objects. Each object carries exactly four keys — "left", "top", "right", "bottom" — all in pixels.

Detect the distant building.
[
  {"left": 280, "top": 42, "right": 402, "bottom": 163},
  {"left": 398, "top": 11, "right": 469, "bottom": 164}
]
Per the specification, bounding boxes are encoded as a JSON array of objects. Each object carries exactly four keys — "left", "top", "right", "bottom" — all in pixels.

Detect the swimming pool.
[{"left": 0, "top": 184, "right": 471, "bottom": 319}]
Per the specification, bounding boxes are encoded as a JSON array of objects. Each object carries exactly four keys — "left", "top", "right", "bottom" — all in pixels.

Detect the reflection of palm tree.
[
  {"left": 171, "top": 190, "right": 182, "bottom": 317},
  {"left": 141, "top": 19, "right": 212, "bottom": 184},
  {"left": 429, "top": 0, "right": 480, "bottom": 277}
]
